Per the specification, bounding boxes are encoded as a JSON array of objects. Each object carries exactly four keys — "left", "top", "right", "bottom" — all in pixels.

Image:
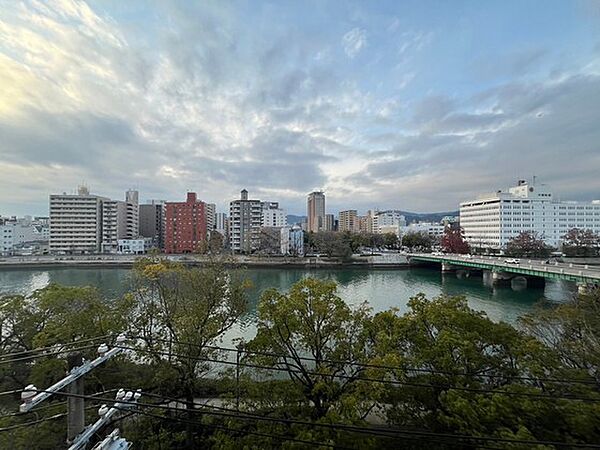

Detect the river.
[{"left": 0, "top": 266, "right": 577, "bottom": 344}]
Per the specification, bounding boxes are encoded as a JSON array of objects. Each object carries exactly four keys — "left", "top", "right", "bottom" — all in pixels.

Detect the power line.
[
  {"left": 117, "top": 345, "right": 600, "bottom": 403},
  {"left": 127, "top": 407, "right": 353, "bottom": 449},
  {"left": 128, "top": 334, "right": 598, "bottom": 386},
  {"left": 32, "top": 390, "right": 600, "bottom": 448},
  {"left": 0, "top": 334, "right": 112, "bottom": 361},
  {"left": 0, "top": 343, "right": 107, "bottom": 366},
  {"left": 0, "top": 412, "right": 67, "bottom": 432}
]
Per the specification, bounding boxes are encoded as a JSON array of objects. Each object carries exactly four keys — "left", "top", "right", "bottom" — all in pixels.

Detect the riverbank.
[{"left": 0, "top": 253, "right": 410, "bottom": 270}]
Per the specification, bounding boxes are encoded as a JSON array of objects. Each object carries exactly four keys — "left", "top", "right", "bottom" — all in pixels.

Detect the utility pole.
[
  {"left": 67, "top": 352, "right": 85, "bottom": 443},
  {"left": 19, "top": 334, "right": 128, "bottom": 448}
]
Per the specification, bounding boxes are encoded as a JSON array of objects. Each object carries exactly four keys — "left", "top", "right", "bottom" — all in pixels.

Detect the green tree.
[
  {"left": 126, "top": 256, "right": 249, "bottom": 448},
  {"left": 401, "top": 231, "right": 432, "bottom": 251},
  {"left": 382, "top": 232, "right": 398, "bottom": 249},
  {"left": 245, "top": 278, "right": 374, "bottom": 420},
  {"left": 366, "top": 294, "right": 600, "bottom": 445},
  {"left": 505, "top": 231, "right": 551, "bottom": 258}
]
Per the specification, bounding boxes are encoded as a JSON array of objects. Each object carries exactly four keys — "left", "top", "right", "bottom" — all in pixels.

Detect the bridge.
[{"left": 408, "top": 253, "right": 600, "bottom": 293}]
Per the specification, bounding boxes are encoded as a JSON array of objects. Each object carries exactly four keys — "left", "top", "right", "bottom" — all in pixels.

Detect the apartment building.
[
  {"left": 49, "top": 186, "right": 107, "bottom": 254},
  {"left": 460, "top": 179, "right": 600, "bottom": 249},
  {"left": 164, "top": 192, "right": 207, "bottom": 254}
]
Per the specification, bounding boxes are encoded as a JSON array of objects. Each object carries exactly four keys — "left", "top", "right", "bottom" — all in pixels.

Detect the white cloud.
[{"left": 342, "top": 27, "right": 367, "bottom": 59}]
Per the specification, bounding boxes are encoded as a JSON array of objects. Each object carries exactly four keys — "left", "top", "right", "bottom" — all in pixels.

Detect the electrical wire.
[
  {"left": 0, "top": 334, "right": 112, "bottom": 361},
  {"left": 31, "top": 390, "right": 600, "bottom": 448},
  {"left": 117, "top": 345, "right": 600, "bottom": 403},
  {"left": 0, "top": 343, "right": 106, "bottom": 366},
  {"left": 128, "top": 334, "right": 598, "bottom": 386}
]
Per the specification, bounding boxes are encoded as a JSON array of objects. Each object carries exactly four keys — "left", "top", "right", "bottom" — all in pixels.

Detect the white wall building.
[
  {"left": 372, "top": 210, "right": 407, "bottom": 234},
  {"left": 1, "top": 217, "right": 49, "bottom": 256},
  {"left": 49, "top": 186, "right": 107, "bottom": 254},
  {"left": 117, "top": 238, "right": 148, "bottom": 254},
  {"left": 262, "top": 204, "right": 287, "bottom": 228},
  {"left": 460, "top": 180, "right": 600, "bottom": 249},
  {"left": 229, "top": 190, "right": 264, "bottom": 253},
  {"left": 400, "top": 222, "right": 445, "bottom": 239},
  {"left": 206, "top": 203, "right": 216, "bottom": 231}
]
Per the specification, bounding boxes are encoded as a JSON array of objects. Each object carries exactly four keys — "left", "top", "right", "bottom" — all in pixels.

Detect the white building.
[
  {"left": 206, "top": 203, "right": 216, "bottom": 231},
  {"left": 372, "top": 210, "right": 407, "bottom": 234},
  {"left": 229, "top": 190, "right": 264, "bottom": 253},
  {"left": 50, "top": 186, "right": 107, "bottom": 254},
  {"left": 262, "top": 203, "right": 287, "bottom": 228},
  {"left": 101, "top": 191, "right": 140, "bottom": 253},
  {"left": 214, "top": 212, "right": 228, "bottom": 238},
  {"left": 117, "top": 238, "right": 148, "bottom": 254},
  {"left": 1, "top": 217, "right": 49, "bottom": 256},
  {"left": 460, "top": 179, "right": 600, "bottom": 249},
  {"left": 400, "top": 222, "right": 445, "bottom": 239},
  {"left": 50, "top": 187, "right": 140, "bottom": 254}
]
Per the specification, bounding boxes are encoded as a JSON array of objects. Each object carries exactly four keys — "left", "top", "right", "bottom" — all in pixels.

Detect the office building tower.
[{"left": 307, "top": 191, "right": 326, "bottom": 232}]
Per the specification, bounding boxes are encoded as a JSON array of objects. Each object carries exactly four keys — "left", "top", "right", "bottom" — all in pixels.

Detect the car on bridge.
[{"left": 504, "top": 258, "right": 521, "bottom": 264}]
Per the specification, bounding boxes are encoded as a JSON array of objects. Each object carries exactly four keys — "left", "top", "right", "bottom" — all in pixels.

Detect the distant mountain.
[
  {"left": 401, "top": 211, "right": 459, "bottom": 224},
  {"left": 285, "top": 212, "right": 458, "bottom": 226},
  {"left": 287, "top": 215, "right": 307, "bottom": 225}
]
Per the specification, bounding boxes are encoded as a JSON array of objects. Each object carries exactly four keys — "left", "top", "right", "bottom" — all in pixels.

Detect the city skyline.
[{"left": 1, "top": 1, "right": 600, "bottom": 216}]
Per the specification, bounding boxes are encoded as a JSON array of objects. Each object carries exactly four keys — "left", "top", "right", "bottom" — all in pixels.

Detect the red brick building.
[{"left": 165, "top": 192, "right": 207, "bottom": 254}]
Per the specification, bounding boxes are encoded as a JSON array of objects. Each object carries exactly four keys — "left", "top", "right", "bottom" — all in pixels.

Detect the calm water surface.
[{"left": 0, "top": 267, "right": 577, "bottom": 345}]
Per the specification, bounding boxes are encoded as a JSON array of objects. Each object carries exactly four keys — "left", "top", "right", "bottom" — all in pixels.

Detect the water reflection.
[{"left": 0, "top": 266, "right": 578, "bottom": 344}]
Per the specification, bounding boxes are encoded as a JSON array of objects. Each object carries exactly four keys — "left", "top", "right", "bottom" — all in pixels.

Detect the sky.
[{"left": 1, "top": 0, "right": 600, "bottom": 216}]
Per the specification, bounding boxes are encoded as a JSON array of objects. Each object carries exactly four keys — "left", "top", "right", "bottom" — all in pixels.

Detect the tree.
[
  {"left": 441, "top": 227, "right": 470, "bottom": 254},
  {"left": 506, "top": 231, "right": 551, "bottom": 258},
  {"left": 366, "top": 294, "right": 600, "bottom": 445},
  {"left": 382, "top": 232, "right": 398, "bottom": 249},
  {"left": 401, "top": 231, "right": 432, "bottom": 251},
  {"left": 561, "top": 228, "right": 600, "bottom": 257},
  {"left": 126, "top": 256, "right": 249, "bottom": 448},
  {"left": 208, "top": 231, "right": 225, "bottom": 254},
  {"left": 244, "top": 278, "right": 374, "bottom": 421}
]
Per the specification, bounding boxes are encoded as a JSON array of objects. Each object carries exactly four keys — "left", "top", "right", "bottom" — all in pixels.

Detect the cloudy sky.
[{"left": 1, "top": 0, "right": 600, "bottom": 216}]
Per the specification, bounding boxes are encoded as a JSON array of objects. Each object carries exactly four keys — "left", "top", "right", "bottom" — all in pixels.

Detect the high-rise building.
[
  {"left": 206, "top": 203, "right": 216, "bottom": 231},
  {"left": 165, "top": 192, "right": 207, "bottom": 254},
  {"left": 124, "top": 190, "right": 139, "bottom": 240},
  {"left": 139, "top": 200, "right": 166, "bottom": 250},
  {"left": 460, "top": 179, "right": 600, "bottom": 249},
  {"left": 325, "top": 214, "right": 336, "bottom": 231},
  {"left": 358, "top": 215, "right": 370, "bottom": 233},
  {"left": 49, "top": 186, "right": 107, "bottom": 254},
  {"left": 229, "top": 189, "right": 263, "bottom": 253},
  {"left": 338, "top": 210, "right": 358, "bottom": 232},
  {"left": 261, "top": 203, "right": 287, "bottom": 228},
  {"left": 214, "top": 213, "right": 228, "bottom": 237},
  {"left": 307, "top": 191, "right": 326, "bottom": 232},
  {"left": 372, "top": 210, "right": 406, "bottom": 234},
  {"left": 100, "top": 190, "right": 140, "bottom": 253}
]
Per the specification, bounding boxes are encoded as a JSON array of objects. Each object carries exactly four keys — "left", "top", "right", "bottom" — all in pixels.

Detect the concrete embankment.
[{"left": 0, "top": 254, "right": 409, "bottom": 270}]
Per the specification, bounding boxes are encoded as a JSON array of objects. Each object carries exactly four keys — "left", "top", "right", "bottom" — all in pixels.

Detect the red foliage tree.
[{"left": 441, "top": 227, "right": 470, "bottom": 254}]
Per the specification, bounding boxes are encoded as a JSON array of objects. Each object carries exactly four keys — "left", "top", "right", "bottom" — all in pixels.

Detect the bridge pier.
[
  {"left": 441, "top": 262, "right": 456, "bottom": 273},
  {"left": 491, "top": 270, "right": 513, "bottom": 286}
]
